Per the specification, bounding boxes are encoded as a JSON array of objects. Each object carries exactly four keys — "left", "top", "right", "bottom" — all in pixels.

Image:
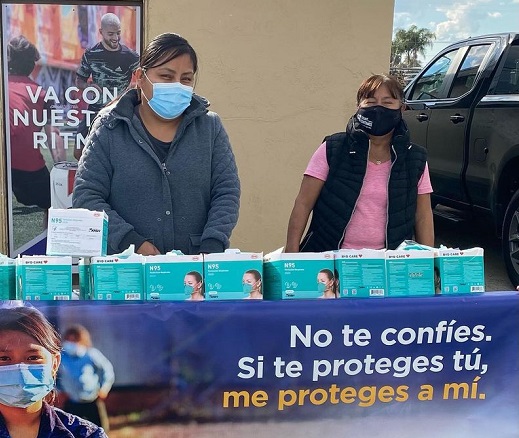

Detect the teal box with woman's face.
[
  {"left": 263, "top": 250, "right": 336, "bottom": 300},
  {"left": 144, "top": 254, "right": 204, "bottom": 301},
  {"left": 203, "top": 252, "right": 263, "bottom": 300}
]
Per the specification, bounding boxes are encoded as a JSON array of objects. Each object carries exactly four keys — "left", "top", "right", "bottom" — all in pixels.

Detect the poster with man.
[{"left": 1, "top": 2, "right": 142, "bottom": 256}]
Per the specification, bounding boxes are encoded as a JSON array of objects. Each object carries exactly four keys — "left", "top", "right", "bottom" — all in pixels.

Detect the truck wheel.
[{"left": 502, "top": 190, "right": 519, "bottom": 287}]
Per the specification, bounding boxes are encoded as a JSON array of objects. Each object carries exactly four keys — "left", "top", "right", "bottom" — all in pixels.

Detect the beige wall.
[{"left": 0, "top": 0, "right": 395, "bottom": 254}]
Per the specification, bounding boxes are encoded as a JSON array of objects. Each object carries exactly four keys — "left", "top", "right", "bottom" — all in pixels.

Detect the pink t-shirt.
[{"left": 305, "top": 142, "right": 433, "bottom": 249}]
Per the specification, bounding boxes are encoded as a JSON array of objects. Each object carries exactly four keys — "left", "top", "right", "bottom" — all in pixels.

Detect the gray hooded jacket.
[{"left": 73, "top": 89, "right": 240, "bottom": 255}]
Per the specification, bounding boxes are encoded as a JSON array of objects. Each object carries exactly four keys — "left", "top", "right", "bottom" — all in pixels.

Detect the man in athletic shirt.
[{"left": 74, "top": 12, "right": 139, "bottom": 159}]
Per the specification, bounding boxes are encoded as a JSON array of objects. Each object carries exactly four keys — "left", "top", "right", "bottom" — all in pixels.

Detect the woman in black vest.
[{"left": 285, "top": 74, "right": 434, "bottom": 253}]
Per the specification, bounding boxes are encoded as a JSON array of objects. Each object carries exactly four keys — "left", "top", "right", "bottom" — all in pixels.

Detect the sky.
[{"left": 393, "top": 0, "right": 519, "bottom": 64}]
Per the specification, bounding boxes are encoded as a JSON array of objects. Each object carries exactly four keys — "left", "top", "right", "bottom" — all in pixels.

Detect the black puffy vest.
[{"left": 300, "top": 117, "right": 427, "bottom": 252}]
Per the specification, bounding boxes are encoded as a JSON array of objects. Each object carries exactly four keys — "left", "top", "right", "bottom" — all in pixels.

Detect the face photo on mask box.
[
  {"left": 242, "top": 270, "right": 262, "bottom": 300},
  {"left": 317, "top": 269, "right": 336, "bottom": 299},
  {"left": 184, "top": 271, "right": 204, "bottom": 301}
]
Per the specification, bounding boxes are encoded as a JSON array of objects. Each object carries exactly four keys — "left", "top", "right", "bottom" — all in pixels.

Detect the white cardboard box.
[{"left": 46, "top": 208, "right": 108, "bottom": 257}]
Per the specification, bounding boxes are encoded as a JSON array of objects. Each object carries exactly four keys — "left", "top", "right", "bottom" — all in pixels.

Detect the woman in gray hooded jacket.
[{"left": 73, "top": 32, "right": 240, "bottom": 255}]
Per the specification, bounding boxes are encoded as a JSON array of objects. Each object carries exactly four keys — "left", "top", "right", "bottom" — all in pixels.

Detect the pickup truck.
[{"left": 403, "top": 32, "right": 519, "bottom": 286}]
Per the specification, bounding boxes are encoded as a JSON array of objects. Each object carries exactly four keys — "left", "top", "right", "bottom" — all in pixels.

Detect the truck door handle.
[
  {"left": 450, "top": 114, "right": 465, "bottom": 124},
  {"left": 416, "top": 113, "right": 429, "bottom": 122}
]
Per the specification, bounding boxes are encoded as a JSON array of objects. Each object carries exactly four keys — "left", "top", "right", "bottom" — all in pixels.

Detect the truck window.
[
  {"left": 410, "top": 49, "right": 459, "bottom": 100},
  {"left": 494, "top": 44, "right": 519, "bottom": 94},
  {"left": 449, "top": 44, "right": 490, "bottom": 98}
]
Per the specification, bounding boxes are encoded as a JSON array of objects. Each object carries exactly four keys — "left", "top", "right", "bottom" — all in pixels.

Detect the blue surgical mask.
[
  {"left": 243, "top": 283, "right": 253, "bottom": 294},
  {"left": 184, "top": 284, "right": 195, "bottom": 295},
  {"left": 142, "top": 71, "right": 193, "bottom": 120},
  {"left": 62, "top": 341, "right": 86, "bottom": 357},
  {"left": 0, "top": 363, "right": 54, "bottom": 408}
]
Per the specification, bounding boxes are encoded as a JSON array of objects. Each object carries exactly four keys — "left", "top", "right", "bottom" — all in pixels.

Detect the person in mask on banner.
[
  {"left": 184, "top": 271, "right": 205, "bottom": 301},
  {"left": 7, "top": 36, "right": 65, "bottom": 219},
  {"left": 317, "top": 269, "right": 337, "bottom": 299},
  {"left": 285, "top": 74, "right": 433, "bottom": 253},
  {"left": 0, "top": 304, "right": 108, "bottom": 438},
  {"left": 58, "top": 325, "right": 115, "bottom": 433},
  {"left": 242, "top": 269, "right": 262, "bottom": 299},
  {"left": 73, "top": 32, "right": 240, "bottom": 256},
  {"left": 74, "top": 12, "right": 139, "bottom": 159}
]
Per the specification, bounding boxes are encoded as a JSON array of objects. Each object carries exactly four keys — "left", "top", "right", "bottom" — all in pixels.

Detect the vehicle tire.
[{"left": 501, "top": 189, "right": 519, "bottom": 287}]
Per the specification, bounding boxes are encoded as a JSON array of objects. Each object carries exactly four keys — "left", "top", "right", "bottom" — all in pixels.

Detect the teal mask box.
[
  {"left": 264, "top": 250, "right": 335, "bottom": 300},
  {"left": 203, "top": 252, "right": 263, "bottom": 300},
  {"left": 434, "top": 247, "right": 485, "bottom": 294},
  {"left": 78, "top": 258, "right": 91, "bottom": 300},
  {"left": 46, "top": 208, "right": 108, "bottom": 257},
  {"left": 16, "top": 256, "right": 72, "bottom": 300},
  {"left": 145, "top": 254, "right": 204, "bottom": 301},
  {"left": 385, "top": 250, "right": 435, "bottom": 297},
  {"left": 91, "top": 254, "right": 145, "bottom": 300},
  {"left": 0, "top": 255, "right": 16, "bottom": 299},
  {"left": 335, "top": 249, "right": 386, "bottom": 298}
]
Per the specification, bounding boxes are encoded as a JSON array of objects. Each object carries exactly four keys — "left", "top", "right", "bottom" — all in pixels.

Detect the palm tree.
[{"left": 391, "top": 25, "right": 436, "bottom": 68}]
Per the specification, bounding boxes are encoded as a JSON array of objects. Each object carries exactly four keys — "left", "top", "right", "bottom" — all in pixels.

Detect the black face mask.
[{"left": 355, "top": 105, "right": 402, "bottom": 136}]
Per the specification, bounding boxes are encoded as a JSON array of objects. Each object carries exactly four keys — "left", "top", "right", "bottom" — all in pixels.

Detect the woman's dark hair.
[
  {"left": 140, "top": 32, "right": 198, "bottom": 73},
  {"left": 245, "top": 269, "right": 262, "bottom": 281},
  {"left": 7, "top": 35, "right": 40, "bottom": 76},
  {"left": 319, "top": 269, "right": 334, "bottom": 281},
  {"left": 63, "top": 324, "right": 92, "bottom": 348},
  {"left": 0, "top": 306, "right": 61, "bottom": 404},
  {"left": 356, "top": 74, "right": 404, "bottom": 105},
  {"left": 0, "top": 306, "right": 61, "bottom": 355}
]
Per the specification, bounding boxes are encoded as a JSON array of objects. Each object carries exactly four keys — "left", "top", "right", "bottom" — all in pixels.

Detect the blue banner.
[{"left": 33, "top": 292, "right": 519, "bottom": 437}]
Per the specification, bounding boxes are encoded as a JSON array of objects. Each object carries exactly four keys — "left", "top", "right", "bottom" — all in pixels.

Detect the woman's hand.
[{"left": 137, "top": 241, "right": 161, "bottom": 256}]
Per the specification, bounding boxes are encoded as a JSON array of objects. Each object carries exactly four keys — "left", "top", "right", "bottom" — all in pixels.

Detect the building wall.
[{"left": 0, "top": 0, "right": 395, "bottom": 254}]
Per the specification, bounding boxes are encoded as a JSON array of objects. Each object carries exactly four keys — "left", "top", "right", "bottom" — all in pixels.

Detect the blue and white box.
[
  {"left": 335, "top": 249, "right": 386, "bottom": 298},
  {"left": 204, "top": 250, "right": 263, "bottom": 300},
  {"left": 434, "top": 247, "right": 485, "bottom": 294},
  {"left": 0, "top": 254, "right": 16, "bottom": 300},
  {"left": 91, "top": 247, "right": 144, "bottom": 300},
  {"left": 385, "top": 249, "right": 435, "bottom": 297},
  {"left": 145, "top": 253, "right": 204, "bottom": 301},
  {"left": 46, "top": 208, "right": 108, "bottom": 257},
  {"left": 264, "top": 249, "right": 335, "bottom": 300},
  {"left": 16, "top": 256, "right": 72, "bottom": 300}
]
